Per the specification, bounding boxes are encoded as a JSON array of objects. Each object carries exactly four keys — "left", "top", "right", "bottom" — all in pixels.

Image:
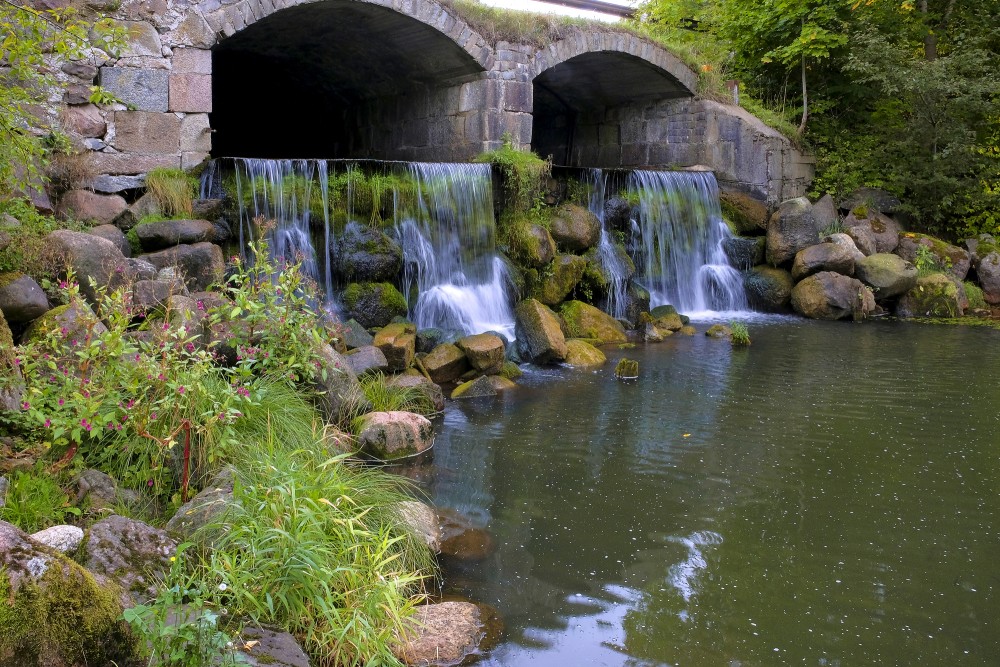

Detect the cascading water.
[
  {"left": 628, "top": 170, "right": 748, "bottom": 314},
  {"left": 585, "top": 169, "right": 632, "bottom": 320},
  {"left": 396, "top": 163, "right": 516, "bottom": 340},
  {"left": 209, "top": 158, "right": 515, "bottom": 337}
]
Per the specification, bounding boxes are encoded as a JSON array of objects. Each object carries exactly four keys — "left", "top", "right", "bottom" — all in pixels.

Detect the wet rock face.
[
  {"left": 514, "top": 298, "right": 567, "bottom": 364},
  {"left": 766, "top": 197, "right": 820, "bottom": 266},
  {"left": 335, "top": 221, "right": 403, "bottom": 282}
]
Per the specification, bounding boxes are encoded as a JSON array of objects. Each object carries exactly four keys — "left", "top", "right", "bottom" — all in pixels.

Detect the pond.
[{"left": 420, "top": 318, "right": 1000, "bottom": 666}]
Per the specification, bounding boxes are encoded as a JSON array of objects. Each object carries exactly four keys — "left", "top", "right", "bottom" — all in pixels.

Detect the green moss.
[
  {"left": 499, "top": 360, "right": 523, "bottom": 380},
  {"left": 0, "top": 271, "right": 22, "bottom": 289},
  {"left": 474, "top": 138, "right": 551, "bottom": 214},
  {"left": 0, "top": 565, "right": 136, "bottom": 664}
]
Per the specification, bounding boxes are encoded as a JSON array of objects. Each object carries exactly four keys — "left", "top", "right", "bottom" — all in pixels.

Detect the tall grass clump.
[
  {"left": 201, "top": 440, "right": 435, "bottom": 666},
  {"left": 145, "top": 167, "right": 198, "bottom": 218},
  {"left": 360, "top": 372, "right": 438, "bottom": 416},
  {"left": 729, "top": 321, "right": 751, "bottom": 347}
]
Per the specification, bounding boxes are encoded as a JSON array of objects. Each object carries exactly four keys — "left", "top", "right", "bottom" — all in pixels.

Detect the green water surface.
[{"left": 426, "top": 319, "right": 1000, "bottom": 666}]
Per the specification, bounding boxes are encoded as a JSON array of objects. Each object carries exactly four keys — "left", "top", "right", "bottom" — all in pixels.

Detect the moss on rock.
[
  {"left": 559, "top": 300, "right": 626, "bottom": 343},
  {"left": 563, "top": 339, "right": 607, "bottom": 367},
  {"left": 343, "top": 282, "right": 408, "bottom": 329}
]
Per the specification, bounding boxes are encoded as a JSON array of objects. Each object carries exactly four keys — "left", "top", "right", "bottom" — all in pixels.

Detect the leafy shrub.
[
  {"left": 0, "top": 198, "right": 82, "bottom": 278},
  {"left": 0, "top": 467, "right": 78, "bottom": 532}
]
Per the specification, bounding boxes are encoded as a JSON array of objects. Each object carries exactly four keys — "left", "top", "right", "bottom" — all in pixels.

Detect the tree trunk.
[
  {"left": 921, "top": 0, "right": 937, "bottom": 60},
  {"left": 797, "top": 52, "right": 808, "bottom": 137}
]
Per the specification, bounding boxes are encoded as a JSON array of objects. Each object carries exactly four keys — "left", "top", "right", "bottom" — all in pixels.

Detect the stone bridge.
[{"left": 74, "top": 0, "right": 812, "bottom": 203}]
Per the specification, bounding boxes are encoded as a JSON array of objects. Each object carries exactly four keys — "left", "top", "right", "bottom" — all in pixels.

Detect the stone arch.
[
  {"left": 203, "top": 0, "right": 495, "bottom": 159},
  {"left": 528, "top": 34, "right": 698, "bottom": 166}
]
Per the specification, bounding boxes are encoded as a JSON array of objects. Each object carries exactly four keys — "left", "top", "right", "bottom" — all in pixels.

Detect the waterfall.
[
  {"left": 397, "top": 162, "right": 516, "bottom": 340},
  {"left": 212, "top": 158, "right": 515, "bottom": 337},
  {"left": 585, "top": 169, "right": 632, "bottom": 320},
  {"left": 628, "top": 170, "right": 748, "bottom": 314}
]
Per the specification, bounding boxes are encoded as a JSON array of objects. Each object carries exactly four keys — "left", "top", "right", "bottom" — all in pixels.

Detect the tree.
[{"left": 0, "top": 0, "right": 118, "bottom": 198}]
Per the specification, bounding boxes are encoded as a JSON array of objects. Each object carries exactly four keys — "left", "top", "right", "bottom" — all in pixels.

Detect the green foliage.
[
  {"left": 199, "top": 439, "right": 434, "bottom": 667},
  {"left": 122, "top": 544, "right": 245, "bottom": 667},
  {"left": 729, "top": 321, "right": 751, "bottom": 346},
  {"left": 0, "top": 3, "right": 121, "bottom": 196},
  {"left": 0, "top": 198, "right": 83, "bottom": 278},
  {"left": 360, "top": 372, "right": 438, "bottom": 416},
  {"left": 819, "top": 219, "right": 845, "bottom": 237},
  {"left": 146, "top": 167, "right": 199, "bottom": 219},
  {"left": 0, "top": 467, "right": 79, "bottom": 532},
  {"left": 474, "top": 137, "right": 551, "bottom": 214},
  {"left": 615, "top": 357, "right": 639, "bottom": 379},
  {"left": 913, "top": 244, "right": 951, "bottom": 277},
  {"left": 963, "top": 281, "right": 987, "bottom": 310}
]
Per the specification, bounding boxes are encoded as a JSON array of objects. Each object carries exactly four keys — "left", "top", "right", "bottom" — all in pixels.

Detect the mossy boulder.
[
  {"left": 334, "top": 221, "right": 403, "bottom": 282},
  {"left": 343, "top": 281, "right": 408, "bottom": 328},
  {"left": 705, "top": 324, "right": 731, "bottom": 338},
  {"left": 514, "top": 298, "right": 567, "bottom": 364},
  {"left": 766, "top": 197, "right": 820, "bottom": 266},
  {"left": 844, "top": 210, "right": 901, "bottom": 254},
  {"left": 522, "top": 224, "right": 557, "bottom": 268},
  {"left": 583, "top": 243, "right": 635, "bottom": 289},
  {"left": 744, "top": 266, "right": 794, "bottom": 312},
  {"left": 0, "top": 520, "right": 136, "bottom": 666},
  {"left": 355, "top": 411, "right": 434, "bottom": 460},
  {"left": 791, "top": 271, "right": 875, "bottom": 321},
  {"left": 532, "top": 255, "right": 586, "bottom": 306},
  {"left": 896, "top": 273, "right": 966, "bottom": 318},
  {"left": 559, "top": 300, "right": 626, "bottom": 344},
  {"left": 563, "top": 339, "right": 607, "bottom": 367},
  {"left": 854, "top": 253, "right": 918, "bottom": 299},
  {"left": 973, "top": 250, "right": 1000, "bottom": 304},
  {"left": 22, "top": 300, "right": 107, "bottom": 345},
  {"left": 895, "top": 233, "right": 971, "bottom": 281},
  {"left": 499, "top": 360, "right": 523, "bottom": 380},
  {"left": 549, "top": 204, "right": 600, "bottom": 251},
  {"left": 373, "top": 322, "right": 416, "bottom": 372},
  {"left": 422, "top": 343, "right": 469, "bottom": 384},
  {"left": 0, "top": 273, "right": 49, "bottom": 324},
  {"left": 451, "top": 375, "right": 498, "bottom": 400},
  {"left": 723, "top": 236, "right": 766, "bottom": 270},
  {"left": 720, "top": 190, "right": 769, "bottom": 234},
  {"left": 456, "top": 333, "right": 505, "bottom": 375},
  {"left": 791, "top": 242, "right": 856, "bottom": 280},
  {"left": 648, "top": 304, "right": 684, "bottom": 332}
]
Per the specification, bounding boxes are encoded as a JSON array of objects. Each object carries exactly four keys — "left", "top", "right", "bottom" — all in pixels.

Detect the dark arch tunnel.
[
  {"left": 211, "top": 0, "right": 485, "bottom": 159},
  {"left": 531, "top": 51, "right": 692, "bottom": 167}
]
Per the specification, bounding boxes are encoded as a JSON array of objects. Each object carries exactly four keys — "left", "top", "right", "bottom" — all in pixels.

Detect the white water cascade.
[
  {"left": 628, "top": 170, "right": 748, "bottom": 315},
  {"left": 585, "top": 169, "right": 632, "bottom": 320}
]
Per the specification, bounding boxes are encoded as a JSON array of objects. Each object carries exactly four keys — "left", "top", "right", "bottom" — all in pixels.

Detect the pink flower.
[
  {"left": 81, "top": 419, "right": 92, "bottom": 432},
  {"left": 150, "top": 412, "right": 157, "bottom": 421},
  {"left": 58, "top": 398, "right": 64, "bottom": 406},
  {"left": 147, "top": 480, "right": 154, "bottom": 487},
  {"left": 44, "top": 419, "right": 51, "bottom": 428},
  {"left": 21, "top": 401, "right": 29, "bottom": 410},
  {"left": 177, "top": 386, "right": 185, "bottom": 395}
]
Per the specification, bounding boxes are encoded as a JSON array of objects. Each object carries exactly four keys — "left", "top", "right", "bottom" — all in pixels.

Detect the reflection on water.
[{"left": 421, "top": 320, "right": 1000, "bottom": 666}]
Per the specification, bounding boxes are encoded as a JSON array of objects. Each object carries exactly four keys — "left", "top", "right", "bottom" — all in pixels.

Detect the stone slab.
[
  {"left": 99, "top": 67, "right": 168, "bottom": 112},
  {"left": 171, "top": 48, "right": 212, "bottom": 74},
  {"left": 169, "top": 73, "right": 212, "bottom": 113},
  {"left": 113, "top": 111, "right": 181, "bottom": 154},
  {"left": 87, "top": 151, "right": 180, "bottom": 175}
]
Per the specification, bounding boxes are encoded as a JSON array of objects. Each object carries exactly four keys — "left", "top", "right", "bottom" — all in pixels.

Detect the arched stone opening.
[
  {"left": 531, "top": 50, "right": 693, "bottom": 167},
  {"left": 211, "top": 0, "right": 489, "bottom": 160}
]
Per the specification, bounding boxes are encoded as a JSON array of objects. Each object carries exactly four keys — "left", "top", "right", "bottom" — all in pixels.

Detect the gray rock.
[
  {"left": 791, "top": 271, "right": 875, "bottom": 321},
  {"left": 356, "top": 411, "right": 435, "bottom": 460},
  {"left": 0, "top": 272, "right": 49, "bottom": 323},
  {"left": 812, "top": 194, "right": 839, "bottom": 231},
  {"left": 393, "top": 602, "right": 483, "bottom": 666},
  {"left": 88, "top": 223, "right": 131, "bottom": 257},
  {"left": 451, "top": 375, "right": 498, "bottom": 400},
  {"left": 165, "top": 469, "right": 234, "bottom": 540},
  {"left": 346, "top": 345, "right": 390, "bottom": 376},
  {"left": 135, "top": 219, "right": 220, "bottom": 251},
  {"left": 974, "top": 250, "right": 1000, "bottom": 305},
  {"left": 138, "top": 242, "right": 225, "bottom": 291},
  {"left": 766, "top": 197, "right": 820, "bottom": 266},
  {"left": 30, "top": 525, "right": 85, "bottom": 553},
  {"left": 514, "top": 298, "right": 567, "bottom": 364},
  {"left": 312, "top": 343, "right": 368, "bottom": 424},
  {"left": 343, "top": 282, "right": 408, "bottom": 329},
  {"left": 550, "top": 204, "right": 600, "bottom": 251},
  {"left": 838, "top": 187, "right": 901, "bottom": 215},
  {"left": 723, "top": 236, "right": 766, "bottom": 270},
  {"left": 0, "top": 476, "right": 7, "bottom": 508},
  {"left": 43, "top": 229, "right": 130, "bottom": 303},
  {"left": 84, "top": 515, "right": 177, "bottom": 600},
  {"left": 895, "top": 233, "right": 970, "bottom": 281},
  {"left": 76, "top": 468, "right": 130, "bottom": 509},
  {"left": 855, "top": 254, "right": 918, "bottom": 299},
  {"left": 133, "top": 278, "right": 188, "bottom": 313},
  {"left": 113, "top": 191, "right": 160, "bottom": 231},
  {"left": 334, "top": 221, "right": 403, "bottom": 282},
  {"left": 373, "top": 322, "right": 416, "bottom": 372},
  {"left": 22, "top": 300, "right": 108, "bottom": 345},
  {"left": 791, "top": 242, "right": 856, "bottom": 280},
  {"left": 90, "top": 174, "right": 146, "bottom": 193},
  {"left": 127, "top": 257, "right": 158, "bottom": 281},
  {"left": 846, "top": 225, "right": 877, "bottom": 256},
  {"left": 57, "top": 190, "right": 128, "bottom": 225},
  {"left": 341, "top": 318, "right": 374, "bottom": 349},
  {"left": 604, "top": 196, "right": 633, "bottom": 231},
  {"left": 523, "top": 223, "right": 557, "bottom": 267},
  {"left": 396, "top": 500, "right": 441, "bottom": 552},
  {"left": 744, "top": 265, "right": 795, "bottom": 313},
  {"left": 240, "top": 625, "right": 312, "bottom": 667},
  {"left": 98, "top": 66, "right": 168, "bottom": 112},
  {"left": 845, "top": 211, "right": 902, "bottom": 254}
]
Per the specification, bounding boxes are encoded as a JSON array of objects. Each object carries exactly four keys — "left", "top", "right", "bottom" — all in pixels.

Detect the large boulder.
[
  {"left": 393, "top": 602, "right": 483, "bottom": 667},
  {"left": 896, "top": 273, "right": 966, "bottom": 318},
  {"left": 355, "top": 411, "right": 434, "bottom": 460},
  {"left": 134, "top": 219, "right": 221, "bottom": 251},
  {"left": 87, "top": 224, "right": 131, "bottom": 257},
  {"left": 744, "top": 266, "right": 794, "bottom": 312},
  {"left": 0, "top": 521, "right": 135, "bottom": 666},
  {"left": 838, "top": 187, "right": 901, "bottom": 215},
  {"left": 138, "top": 242, "right": 224, "bottom": 292},
  {"left": 532, "top": 254, "right": 586, "bottom": 306},
  {"left": 720, "top": 190, "right": 769, "bottom": 234},
  {"left": 549, "top": 204, "right": 600, "bottom": 251},
  {"left": 164, "top": 469, "right": 234, "bottom": 540},
  {"left": 790, "top": 271, "right": 875, "bottom": 321},
  {"left": 559, "top": 300, "right": 627, "bottom": 344},
  {"left": 844, "top": 210, "right": 902, "bottom": 254},
  {"left": 456, "top": 333, "right": 505, "bottom": 375},
  {"left": 973, "top": 249, "right": 1000, "bottom": 304},
  {"left": 723, "top": 236, "right": 766, "bottom": 270},
  {"left": 514, "top": 299, "right": 567, "bottom": 364},
  {"left": 895, "top": 233, "right": 970, "bottom": 281},
  {"left": 522, "top": 224, "right": 557, "bottom": 267},
  {"left": 373, "top": 322, "right": 416, "bottom": 372},
  {"left": 0, "top": 273, "right": 49, "bottom": 323},
  {"left": 563, "top": 339, "right": 606, "bottom": 367},
  {"left": 44, "top": 230, "right": 129, "bottom": 303},
  {"left": 56, "top": 189, "right": 127, "bottom": 225},
  {"left": 766, "top": 197, "right": 820, "bottom": 266},
  {"left": 812, "top": 194, "right": 839, "bottom": 232},
  {"left": 422, "top": 343, "right": 469, "bottom": 384},
  {"left": 334, "top": 221, "right": 403, "bottom": 282},
  {"left": 312, "top": 343, "right": 368, "bottom": 424},
  {"left": 132, "top": 278, "right": 188, "bottom": 313},
  {"left": 343, "top": 282, "right": 408, "bottom": 329},
  {"left": 791, "top": 242, "right": 856, "bottom": 280},
  {"left": 854, "top": 254, "right": 918, "bottom": 299},
  {"left": 822, "top": 233, "right": 866, "bottom": 262},
  {"left": 22, "top": 299, "right": 108, "bottom": 344},
  {"left": 346, "top": 345, "right": 390, "bottom": 377},
  {"left": 340, "top": 318, "right": 374, "bottom": 350},
  {"left": 83, "top": 515, "right": 177, "bottom": 601},
  {"left": 845, "top": 224, "right": 878, "bottom": 256},
  {"left": 648, "top": 304, "right": 684, "bottom": 332}
]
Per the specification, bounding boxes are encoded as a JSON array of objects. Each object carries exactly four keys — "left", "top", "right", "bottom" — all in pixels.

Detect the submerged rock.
[{"left": 451, "top": 375, "right": 497, "bottom": 400}]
